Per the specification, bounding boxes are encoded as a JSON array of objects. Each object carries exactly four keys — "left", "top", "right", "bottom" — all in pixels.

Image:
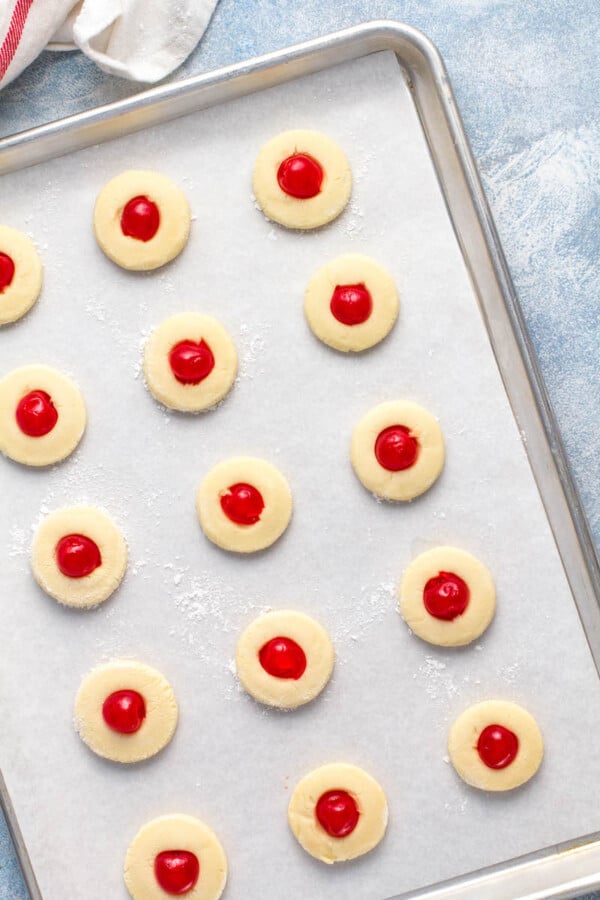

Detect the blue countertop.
[{"left": 1, "top": 1, "right": 598, "bottom": 897}]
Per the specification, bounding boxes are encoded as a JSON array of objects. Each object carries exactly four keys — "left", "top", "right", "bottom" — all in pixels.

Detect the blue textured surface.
[{"left": 0, "top": 2, "right": 598, "bottom": 898}]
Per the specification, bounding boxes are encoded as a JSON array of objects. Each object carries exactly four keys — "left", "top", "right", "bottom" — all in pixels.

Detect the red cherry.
[
  {"left": 423, "top": 571, "right": 470, "bottom": 621},
  {"left": 330, "top": 283, "right": 373, "bottom": 326},
  {"left": 56, "top": 534, "right": 102, "bottom": 578},
  {"left": 259, "top": 636, "right": 307, "bottom": 680},
  {"left": 277, "top": 153, "right": 323, "bottom": 199},
  {"left": 102, "top": 690, "right": 146, "bottom": 734},
  {"left": 316, "top": 790, "right": 360, "bottom": 838},
  {"left": 374, "top": 425, "right": 419, "bottom": 471},
  {"left": 169, "top": 340, "right": 215, "bottom": 385},
  {"left": 0, "top": 252, "right": 15, "bottom": 292},
  {"left": 120, "top": 195, "right": 160, "bottom": 242},
  {"left": 477, "top": 724, "right": 519, "bottom": 770},
  {"left": 220, "top": 483, "right": 264, "bottom": 525},
  {"left": 15, "top": 390, "right": 58, "bottom": 437},
  {"left": 154, "top": 850, "right": 200, "bottom": 895}
]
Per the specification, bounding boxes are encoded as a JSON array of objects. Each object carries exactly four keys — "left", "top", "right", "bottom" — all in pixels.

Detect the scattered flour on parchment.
[
  {"left": 444, "top": 795, "right": 469, "bottom": 815},
  {"left": 498, "top": 661, "right": 520, "bottom": 684},
  {"left": 133, "top": 326, "right": 153, "bottom": 380},
  {"left": 237, "top": 321, "right": 271, "bottom": 381},
  {"left": 413, "top": 656, "right": 460, "bottom": 704},
  {"left": 343, "top": 195, "right": 365, "bottom": 240},
  {"left": 329, "top": 581, "right": 396, "bottom": 655},
  {"left": 166, "top": 569, "right": 269, "bottom": 698},
  {"left": 8, "top": 524, "right": 28, "bottom": 559}
]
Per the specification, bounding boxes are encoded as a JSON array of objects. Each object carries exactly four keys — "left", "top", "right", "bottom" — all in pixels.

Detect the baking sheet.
[{"left": 1, "top": 49, "right": 600, "bottom": 900}]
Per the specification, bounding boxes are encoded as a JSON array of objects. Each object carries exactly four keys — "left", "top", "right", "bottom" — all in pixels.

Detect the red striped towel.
[{"left": 0, "top": 0, "right": 218, "bottom": 90}]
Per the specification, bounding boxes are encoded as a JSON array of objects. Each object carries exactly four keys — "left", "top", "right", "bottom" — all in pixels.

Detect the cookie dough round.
[
  {"left": 253, "top": 130, "right": 352, "bottom": 230},
  {"left": 351, "top": 400, "right": 444, "bottom": 501},
  {"left": 125, "top": 814, "right": 227, "bottom": 900},
  {"left": 236, "top": 610, "right": 335, "bottom": 709},
  {"left": 400, "top": 547, "right": 495, "bottom": 646},
  {"left": 31, "top": 506, "right": 127, "bottom": 609},
  {"left": 0, "top": 225, "right": 43, "bottom": 325},
  {"left": 197, "top": 457, "right": 292, "bottom": 553},
  {"left": 304, "top": 254, "right": 399, "bottom": 352},
  {"left": 0, "top": 365, "right": 86, "bottom": 467},
  {"left": 144, "top": 313, "right": 237, "bottom": 412},
  {"left": 449, "top": 700, "right": 543, "bottom": 791},
  {"left": 75, "top": 660, "right": 178, "bottom": 764},
  {"left": 94, "top": 170, "right": 191, "bottom": 271},
  {"left": 288, "top": 763, "right": 388, "bottom": 864}
]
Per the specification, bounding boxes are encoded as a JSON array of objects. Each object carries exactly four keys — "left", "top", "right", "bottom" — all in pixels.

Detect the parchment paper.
[{"left": 1, "top": 50, "right": 600, "bottom": 900}]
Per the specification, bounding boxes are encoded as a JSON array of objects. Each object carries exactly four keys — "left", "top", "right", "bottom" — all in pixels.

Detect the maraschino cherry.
[
  {"left": 169, "top": 340, "right": 215, "bottom": 385},
  {"left": 220, "top": 483, "right": 264, "bottom": 525},
  {"left": 423, "top": 572, "right": 469, "bottom": 621},
  {"left": 15, "top": 390, "right": 58, "bottom": 437},
  {"left": 102, "top": 690, "right": 146, "bottom": 734},
  {"left": 375, "top": 425, "right": 419, "bottom": 471},
  {"left": 0, "top": 252, "right": 15, "bottom": 292},
  {"left": 121, "top": 195, "right": 160, "bottom": 242},
  {"left": 56, "top": 534, "right": 102, "bottom": 578},
  {"left": 477, "top": 724, "right": 519, "bottom": 769},
  {"left": 316, "top": 790, "right": 360, "bottom": 837},
  {"left": 154, "top": 850, "right": 200, "bottom": 895},
  {"left": 277, "top": 154, "right": 323, "bottom": 199},
  {"left": 259, "top": 637, "right": 307, "bottom": 680},
  {"left": 330, "top": 283, "right": 372, "bottom": 326}
]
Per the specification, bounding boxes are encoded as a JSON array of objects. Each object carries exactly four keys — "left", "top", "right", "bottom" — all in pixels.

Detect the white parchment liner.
[{"left": 1, "top": 51, "right": 599, "bottom": 900}]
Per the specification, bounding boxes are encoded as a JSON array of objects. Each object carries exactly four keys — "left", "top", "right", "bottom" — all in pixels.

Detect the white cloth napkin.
[{"left": 0, "top": 0, "right": 219, "bottom": 89}]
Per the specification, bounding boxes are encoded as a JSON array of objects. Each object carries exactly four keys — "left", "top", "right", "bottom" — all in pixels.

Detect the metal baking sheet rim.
[{"left": 1, "top": 20, "right": 598, "bottom": 900}]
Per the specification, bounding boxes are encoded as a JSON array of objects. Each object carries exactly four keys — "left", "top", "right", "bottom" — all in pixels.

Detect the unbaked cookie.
[
  {"left": 253, "top": 130, "right": 352, "bottom": 230},
  {"left": 144, "top": 313, "right": 237, "bottom": 412},
  {"left": 197, "top": 457, "right": 292, "bottom": 553},
  {"left": 351, "top": 400, "right": 444, "bottom": 501},
  {"left": 125, "top": 814, "right": 227, "bottom": 900},
  {"left": 400, "top": 547, "right": 495, "bottom": 646},
  {"left": 75, "top": 660, "right": 178, "bottom": 764},
  {"left": 288, "top": 763, "right": 388, "bottom": 864},
  {"left": 449, "top": 700, "right": 543, "bottom": 791},
  {"left": 0, "top": 365, "right": 86, "bottom": 466},
  {"left": 236, "top": 610, "right": 335, "bottom": 709},
  {"left": 94, "top": 170, "right": 191, "bottom": 270},
  {"left": 304, "top": 254, "right": 399, "bottom": 352},
  {"left": 0, "top": 225, "right": 43, "bottom": 325},
  {"left": 31, "top": 507, "right": 127, "bottom": 609}
]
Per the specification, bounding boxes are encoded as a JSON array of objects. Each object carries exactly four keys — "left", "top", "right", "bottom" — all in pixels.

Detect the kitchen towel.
[{"left": 0, "top": 0, "right": 219, "bottom": 89}]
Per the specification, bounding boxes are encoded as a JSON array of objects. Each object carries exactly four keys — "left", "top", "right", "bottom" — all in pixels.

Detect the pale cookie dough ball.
[
  {"left": 288, "top": 763, "right": 388, "bottom": 864},
  {"left": 197, "top": 457, "right": 292, "bottom": 553},
  {"left": 400, "top": 547, "right": 495, "bottom": 646},
  {"left": 253, "top": 129, "right": 352, "bottom": 230},
  {"left": 75, "top": 660, "right": 178, "bottom": 764},
  {"left": 351, "top": 400, "right": 444, "bottom": 501},
  {"left": 0, "top": 225, "right": 43, "bottom": 325},
  {"left": 31, "top": 507, "right": 127, "bottom": 609},
  {"left": 236, "top": 610, "right": 335, "bottom": 709},
  {"left": 144, "top": 313, "right": 237, "bottom": 412},
  {"left": 449, "top": 700, "right": 543, "bottom": 791},
  {"left": 0, "top": 365, "right": 86, "bottom": 467},
  {"left": 94, "top": 170, "right": 191, "bottom": 270},
  {"left": 304, "top": 254, "right": 399, "bottom": 352},
  {"left": 125, "top": 814, "right": 227, "bottom": 900}
]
